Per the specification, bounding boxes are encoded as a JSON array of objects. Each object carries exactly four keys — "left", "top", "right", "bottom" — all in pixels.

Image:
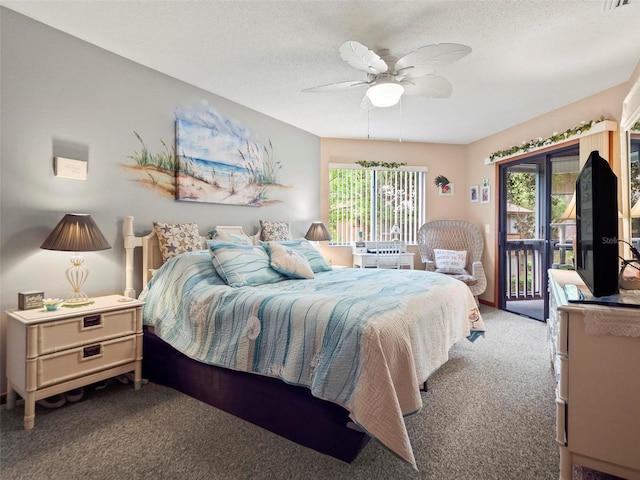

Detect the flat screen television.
[{"left": 575, "top": 150, "right": 619, "bottom": 297}]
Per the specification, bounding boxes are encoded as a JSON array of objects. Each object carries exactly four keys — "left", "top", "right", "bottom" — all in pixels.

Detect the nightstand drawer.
[
  {"left": 37, "top": 308, "right": 138, "bottom": 355},
  {"left": 35, "top": 335, "right": 137, "bottom": 389}
]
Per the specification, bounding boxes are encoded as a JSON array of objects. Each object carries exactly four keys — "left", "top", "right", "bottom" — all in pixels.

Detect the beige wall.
[
  {"left": 321, "top": 75, "right": 637, "bottom": 305},
  {"left": 319, "top": 138, "right": 471, "bottom": 267}
]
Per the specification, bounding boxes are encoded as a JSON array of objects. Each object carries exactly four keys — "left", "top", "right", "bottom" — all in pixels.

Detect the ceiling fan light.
[{"left": 366, "top": 83, "right": 404, "bottom": 107}]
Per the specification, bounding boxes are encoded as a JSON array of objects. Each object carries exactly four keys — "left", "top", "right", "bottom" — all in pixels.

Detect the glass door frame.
[{"left": 497, "top": 144, "right": 580, "bottom": 322}]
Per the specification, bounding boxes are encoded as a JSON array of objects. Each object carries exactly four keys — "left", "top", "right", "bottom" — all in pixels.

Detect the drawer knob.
[
  {"left": 83, "top": 315, "right": 101, "bottom": 328},
  {"left": 83, "top": 345, "right": 101, "bottom": 358}
]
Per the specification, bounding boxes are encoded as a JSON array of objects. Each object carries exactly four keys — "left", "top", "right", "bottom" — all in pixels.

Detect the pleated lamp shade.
[
  {"left": 41, "top": 214, "right": 111, "bottom": 252},
  {"left": 304, "top": 222, "right": 331, "bottom": 242}
]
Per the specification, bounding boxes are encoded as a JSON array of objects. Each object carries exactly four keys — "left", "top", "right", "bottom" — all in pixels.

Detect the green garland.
[
  {"left": 488, "top": 116, "right": 609, "bottom": 162},
  {"left": 356, "top": 160, "right": 407, "bottom": 169},
  {"left": 632, "top": 121, "right": 640, "bottom": 132}
]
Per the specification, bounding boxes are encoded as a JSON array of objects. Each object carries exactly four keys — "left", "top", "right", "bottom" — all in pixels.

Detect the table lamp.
[
  {"left": 40, "top": 213, "right": 111, "bottom": 305},
  {"left": 305, "top": 221, "right": 331, "bottom": 245},
  {"left": 390, "top": 224, "right": 401, "bottom": 241}
]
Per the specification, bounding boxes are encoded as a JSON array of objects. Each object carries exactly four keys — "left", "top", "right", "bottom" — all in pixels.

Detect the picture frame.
[
  {"left": 481, "top": 185, "right": 490, "bottom": 204},
  {"left": 438, "top": 183, "right": 454, "bottom": 196},
  {"left": 18, "top": 291, "right": 44, "bottom": 310},
  {"left": 470, "top": 185, "right": 479, "bottom": 203}
]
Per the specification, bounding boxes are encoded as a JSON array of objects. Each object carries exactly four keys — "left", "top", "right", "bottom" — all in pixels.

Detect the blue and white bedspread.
[{"left": 140, "top": 251, "right": 485, "bottom": 468}]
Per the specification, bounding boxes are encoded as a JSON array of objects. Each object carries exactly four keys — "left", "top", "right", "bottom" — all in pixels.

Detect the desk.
[{"left": 352, "top": 252, "right": 414, "bottom": 269}]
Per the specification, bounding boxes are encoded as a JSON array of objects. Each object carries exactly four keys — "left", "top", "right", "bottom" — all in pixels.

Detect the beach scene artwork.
[
  {"left": 175, "top": 104, "right": 284, "bottom": 206},
  {"left": 122, "top": 132, "right": 176, "bottom": 199},
  {"left": 123, "top": 102, "right": 285, "bottom": 205}
]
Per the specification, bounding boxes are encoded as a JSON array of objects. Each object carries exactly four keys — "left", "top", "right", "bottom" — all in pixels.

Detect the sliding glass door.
[{"left": 498, "top": 146, "right": 579, "bottom": 321}]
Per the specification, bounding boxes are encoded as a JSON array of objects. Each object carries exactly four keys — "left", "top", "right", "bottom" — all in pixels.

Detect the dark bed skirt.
[{"left": 142, "top": 328, "right": 370, "bottom": 463}]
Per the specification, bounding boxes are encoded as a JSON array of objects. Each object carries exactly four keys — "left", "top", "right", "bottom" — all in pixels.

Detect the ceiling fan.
[{"left": 303, "top": 41, "right": 471, "bottom": 108}]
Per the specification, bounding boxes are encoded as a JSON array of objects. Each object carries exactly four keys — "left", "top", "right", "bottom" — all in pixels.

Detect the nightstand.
[{"left": 5, "top": 294, "right": 144, "bottom": 429}]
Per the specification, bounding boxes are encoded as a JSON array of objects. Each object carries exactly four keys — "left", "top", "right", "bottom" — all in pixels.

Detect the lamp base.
[
  {"left": 64, "top": 255, "right": 92, "bottom": 306},
  {"left": 63, "top": 296, "right": 94, "bottom": 307}
]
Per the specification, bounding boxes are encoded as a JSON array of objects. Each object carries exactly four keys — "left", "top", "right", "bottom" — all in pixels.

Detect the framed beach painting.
[{"left": 175, "top": 118, "right": 271, "bottom": 206}]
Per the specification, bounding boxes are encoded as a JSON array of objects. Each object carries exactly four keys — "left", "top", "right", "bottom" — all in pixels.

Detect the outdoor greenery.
[
  {"left": 329, "top": 167, "right": 422, "bottom": 243},
  {"left": 506, "top": 172, "right": 536, "bottom": 239},
  {"left": 507, "top": 170, "right": 576, "bottom": 240},
  {"left": 329, "top": 168, "right": 369, "bottom": 243}
]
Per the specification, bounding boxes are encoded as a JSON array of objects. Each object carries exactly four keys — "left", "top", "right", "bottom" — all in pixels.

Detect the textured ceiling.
[{"left": 2, "top": 0, "right": 639, "bottom": 144}]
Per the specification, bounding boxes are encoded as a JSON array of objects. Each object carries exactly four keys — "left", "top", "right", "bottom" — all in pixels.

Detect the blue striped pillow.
[{"left": 207, "top": 240, "right": 284, "bottom": 287}]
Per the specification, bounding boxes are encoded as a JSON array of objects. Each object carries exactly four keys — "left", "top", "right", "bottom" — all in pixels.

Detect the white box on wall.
[{"left": 54, "top": 157, "right": 87, "bottom": 180}]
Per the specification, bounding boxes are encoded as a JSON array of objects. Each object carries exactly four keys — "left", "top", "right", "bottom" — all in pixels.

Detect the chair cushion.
[{"left": 450, "top": 274, "right": 478, "bottom": 286}]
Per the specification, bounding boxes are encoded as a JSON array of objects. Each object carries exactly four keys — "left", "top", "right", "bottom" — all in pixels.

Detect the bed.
[{"left": 123, "top": 216, "right": 485, "bottom": 469}]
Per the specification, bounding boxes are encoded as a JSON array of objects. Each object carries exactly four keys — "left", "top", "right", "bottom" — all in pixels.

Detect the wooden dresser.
[{"left": 548, "top": 269, "right": 640, "bottom": 480}]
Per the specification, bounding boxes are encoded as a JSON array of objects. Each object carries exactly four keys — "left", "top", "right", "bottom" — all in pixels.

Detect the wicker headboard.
[{"left": 123, "top": 217, "right": 255, "bottom": 298}]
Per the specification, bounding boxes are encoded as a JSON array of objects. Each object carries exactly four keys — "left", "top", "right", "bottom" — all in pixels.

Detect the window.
[{"left": 329, "top": 163, "right": 427, "bottom": 244}]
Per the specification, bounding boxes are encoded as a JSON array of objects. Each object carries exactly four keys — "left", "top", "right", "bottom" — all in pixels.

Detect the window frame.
[{"left": 328, "top": 163, "right": 428, "bottom": 245}]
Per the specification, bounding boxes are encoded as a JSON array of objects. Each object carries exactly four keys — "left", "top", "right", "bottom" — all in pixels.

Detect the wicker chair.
[{"left": 417, "top": 220, "right": 487, "bottom": 301}]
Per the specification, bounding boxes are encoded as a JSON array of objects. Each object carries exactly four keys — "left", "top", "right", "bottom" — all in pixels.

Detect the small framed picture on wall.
[
  {"left": 470, "top": 185, "right": 479, "bottom": 203},
  {"left": 481, "top": 185, "right": 490, "bottom": 204},
  {"left": 439, "top": 183, "right": 454, "bottom": 196}
]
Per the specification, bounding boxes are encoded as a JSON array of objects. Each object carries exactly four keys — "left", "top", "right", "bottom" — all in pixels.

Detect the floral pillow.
[
  {"left": 153, "top": 222, "right": 202, "bottom": 262},
  {"left": 207, "top": 240, "right": 283, "bottom": 287},
  {"left": 263, "top": 242, "right": 314, "bottom": 279},
  {"left": 433, "top": 249, "right": 468, "bottom": 275},
  {"left": 260, "top": 220, "right": 291, "bottom": 241}
]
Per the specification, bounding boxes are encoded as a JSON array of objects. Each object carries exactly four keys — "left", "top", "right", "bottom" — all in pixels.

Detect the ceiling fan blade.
[
  {"left": 401, "top": 75, "right": 453, "bottom": 98},
  {"left": 395, "top": 43, "right": 471, "bottom": 80},
  {"left": 339, "top": 41, "right": 388, "bottom": 75},
  {"left": 302, "top": 80, "right": 370, "bottom": 93}
]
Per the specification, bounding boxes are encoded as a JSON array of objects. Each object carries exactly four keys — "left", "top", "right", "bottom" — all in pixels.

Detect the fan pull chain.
[{"left": 399, "top": 98, "right": 402, "bottom": 143}]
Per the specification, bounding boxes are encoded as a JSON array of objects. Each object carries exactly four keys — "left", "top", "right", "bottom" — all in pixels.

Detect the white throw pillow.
[
  {"left": 433, "top": 249, "right": 467, "bottom": 275},
  {"left": 264, "top": 242, "right": 315, "bottom": 279}
]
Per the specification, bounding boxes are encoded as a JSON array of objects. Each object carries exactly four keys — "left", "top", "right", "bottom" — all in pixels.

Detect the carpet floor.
[{"left": 0, "top": 306, "right": 624, "bottom": 479}]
